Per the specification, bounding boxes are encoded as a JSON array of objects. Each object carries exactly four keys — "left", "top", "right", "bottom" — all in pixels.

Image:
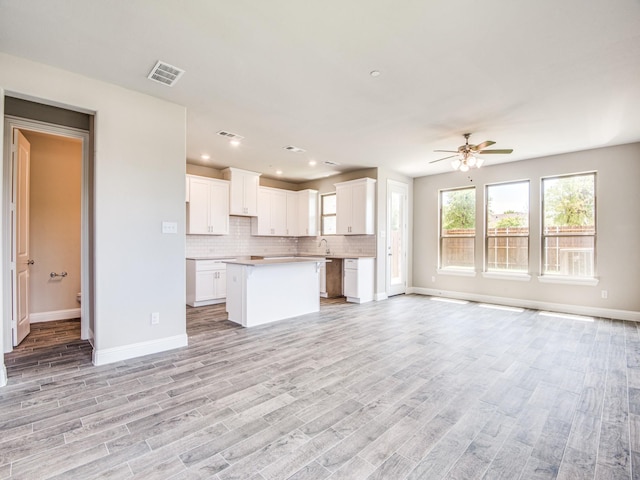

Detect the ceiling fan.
[{"left": 430, "top": 133, "right": 513, "bottom": 172}]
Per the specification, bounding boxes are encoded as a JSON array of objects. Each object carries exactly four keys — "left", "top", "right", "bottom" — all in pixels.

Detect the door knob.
[{"left": 27, "top": 259, "right": 35, "bottom": 265}]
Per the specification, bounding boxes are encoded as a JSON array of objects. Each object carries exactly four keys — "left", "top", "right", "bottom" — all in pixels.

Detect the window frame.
[
  {"left": 438, "top": 186, "right": 476, "bottom": 272},
  {"left": 540, "top": 171, "right": 597, "bottom": 281},
  {"left": 320, "top": 192, "right": 337, "bottom": 236},
  {"left": 484, "top": 180, "right": 530, "bottom": 275}
]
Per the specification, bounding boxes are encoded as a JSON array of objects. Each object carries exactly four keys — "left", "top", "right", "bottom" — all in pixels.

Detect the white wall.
[
  {"left": 412, "top": 143, "right": 640, "bottom": 319},
  {"left": 0, "top": 53, "right": 187, "bottom": 366}
]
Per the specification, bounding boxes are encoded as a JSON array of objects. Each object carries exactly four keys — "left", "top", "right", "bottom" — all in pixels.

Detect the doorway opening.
[
  {"left": 3, "top": 114, "right": 92, "bottom": 355},
  {"left": 387, "top": 180, "right": 408, "bottom": 297}
]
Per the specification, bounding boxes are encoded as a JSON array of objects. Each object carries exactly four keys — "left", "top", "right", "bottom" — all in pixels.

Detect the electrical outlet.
[
  {"left": 601, "top": 290, "right": 608, "bottom": 299},
  {"left": 151, "top": 312, "right": 160, "bottom": 325}
]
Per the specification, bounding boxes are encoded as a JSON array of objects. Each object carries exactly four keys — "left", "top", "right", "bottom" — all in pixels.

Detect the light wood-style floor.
[{"left": 1, "top": 295, "right": 639, "bottom": 479}]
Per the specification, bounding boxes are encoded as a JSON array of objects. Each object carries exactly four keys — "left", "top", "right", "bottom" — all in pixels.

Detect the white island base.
[{"left": 225, "top": 258, "right": 324, "bottom": 327}]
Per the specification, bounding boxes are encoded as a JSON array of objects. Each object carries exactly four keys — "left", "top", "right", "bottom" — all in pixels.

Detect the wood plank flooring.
[{"left": 1, "top": 295, "right": 640, "bottom": 479}]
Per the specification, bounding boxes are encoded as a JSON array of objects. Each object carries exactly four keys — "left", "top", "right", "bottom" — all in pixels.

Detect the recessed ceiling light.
[
  {"left": 200, "top": 153, "right": 210, "bottom": 160},
  {"left": 324, "top": 160, "right": 340, "bottom": 166},
  {"left": 275, "top": 170, "right": 283, "bottom": 175},
  {"left": 308, "top": 160, "right": 317, "bottom": 166},
  {"left": 370, "top": 70, "right": 381, "bottom": 77},
  {"left": 229, "top": 139, "right": 241, "bottom": 147}
]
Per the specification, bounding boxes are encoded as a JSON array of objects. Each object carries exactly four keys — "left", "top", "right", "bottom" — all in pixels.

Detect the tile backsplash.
[{"left": 186, "top": 216, "right": 376, "bottom": 257}]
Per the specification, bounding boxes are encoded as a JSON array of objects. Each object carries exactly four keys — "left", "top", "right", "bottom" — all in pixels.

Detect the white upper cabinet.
[
  {"left": 297, "top": 189, "right": 318, "bottom": 237},
  {"left": 286, "top": 191, "right": 299, "bottom": 237},
  {"left": 222, "top": 167, "right": 261, "bottom": 216},
  {"left": 335, "top": 178, "right": 376, "bottom": 235},
  {"left": 186, "top": 175, "right": 229, "bottom": 235},
  {"left": 252, "top": 187, "right": 287, "bottom": 236}
]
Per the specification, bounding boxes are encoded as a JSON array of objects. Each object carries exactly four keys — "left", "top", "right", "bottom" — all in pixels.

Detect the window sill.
[
  {"left": 537, "top": 275, "right": 599, "bottom": 286},
  {"left": 482, "top": 272, "right": 532, "bottom": 282},
  {"left": 437, "top": 268, "right": 477, "bottom": 277}
]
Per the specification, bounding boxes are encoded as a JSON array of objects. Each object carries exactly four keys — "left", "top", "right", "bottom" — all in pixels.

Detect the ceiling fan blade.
[
  {"left": 471, "top": 140, "right": 495, "bottom": 151},
  {"left": 429, "top": 154, "right": 458, "bottom": 164},
  {"left": 478, "top": 149, "right": 513, "bottom": 154},
  {"left": 433, "top": 149, "right": 459, "bottom": 153}
]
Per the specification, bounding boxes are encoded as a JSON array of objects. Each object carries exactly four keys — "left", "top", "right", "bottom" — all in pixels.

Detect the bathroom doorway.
[{"left": 3, "top": 114, "right": 92, "bottom": 352}]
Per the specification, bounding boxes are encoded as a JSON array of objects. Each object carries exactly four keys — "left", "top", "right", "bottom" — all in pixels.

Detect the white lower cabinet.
[
  {"left": 186, "top": 259, "right": 231, "bottom": 306},
  {"left": 343, "top": 258, "right": 374, "bottom": 303}
]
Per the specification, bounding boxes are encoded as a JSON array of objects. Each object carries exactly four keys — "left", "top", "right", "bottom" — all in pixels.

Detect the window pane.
[
  {"left": 322, "top": 194, "right": 336, "bottom": 215},
  {"left": 487, "top": 182, "right": 529, "bottom": 233},
  {"left": 441, "top": 188, "right": 475, "bottom": 235},
  {"left": 441, "top": 237, "right": 474, "bottom": 268},
  {"left": 322, "top": 216, "right": 336, "bottom": 235},
  {"left": 487, "top": 237, "right": 529, "bottom": 272},
  {"left": 543, "top": 236, "right": 595, "bottom": 277},
  {"left": 543, "top": 174, "right": 595, "bottom": 235}
]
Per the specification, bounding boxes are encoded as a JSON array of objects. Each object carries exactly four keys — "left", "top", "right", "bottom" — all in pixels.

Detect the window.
[
  {"left": 542, "top": 172, "right": 596, "bottom": 277},
  {"left": 321, "top": 193, "right": 336, "bottom": 235},
  {"left": 440, "top": 187, "right": 475, "bottom": 269},
  {"left": 486, "top": 181, "right": 529, "bottom": 272}
]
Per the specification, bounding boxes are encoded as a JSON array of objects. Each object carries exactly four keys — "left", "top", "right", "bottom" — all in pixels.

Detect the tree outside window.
[
  {"left": 542, "top": 173, "right": 596, "bottom": 277},
  {"left": 486, "top": 181, "right": 529, "bottom": 272},
  {"left": 440, "top": 187, "right": 475, "bottom": 269}
]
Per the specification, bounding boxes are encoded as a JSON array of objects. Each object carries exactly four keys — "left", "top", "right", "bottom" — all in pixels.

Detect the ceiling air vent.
[
  {"left": 283, "top": 145, "right": 306, "bottom": 153},
  {"left": 323, "top": 160, "right": 341, "bottom": 166},
  {"left": 217, "top": 130, "right": 244, "bottom": 141},
  {"left": 147, "top": 61, "right": 185, "bottom": 87}
]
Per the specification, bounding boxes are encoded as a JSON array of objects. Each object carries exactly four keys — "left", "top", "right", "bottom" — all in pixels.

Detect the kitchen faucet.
[{"left": 318, "top": 238, "right": 330, "bottom": 255}]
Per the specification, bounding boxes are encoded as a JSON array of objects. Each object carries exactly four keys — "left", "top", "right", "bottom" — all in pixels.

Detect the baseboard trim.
[
  {"left": 407, "top": 287, "right": 640, "bottom": 322},
  {"left": 0, "top": 364, "right": 7, "bottom": 387},
  {"left": 92, "top": 334, "right": 188, "bottom": 366},
  {"left": 374, "top": 293, "right": 389, "bottom": 301},
  {"left": 30, "top": 308, "right": 81, "bottom": 323}
]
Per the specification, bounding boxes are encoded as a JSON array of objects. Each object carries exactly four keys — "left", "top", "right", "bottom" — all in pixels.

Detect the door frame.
[
  {"left": 3, "top": 116, "right": 91, "bottom": 351},
  {"left": 386, "top": 179, "right": 408, "bottom": 296}
]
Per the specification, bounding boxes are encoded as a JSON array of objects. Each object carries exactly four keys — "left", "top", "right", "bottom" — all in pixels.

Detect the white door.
[
  {"left": 13, "top": 130, "right": 31, "bottom": 345},
  {"left": 387, "top": 180, "right": 408, "bottom": 297}
]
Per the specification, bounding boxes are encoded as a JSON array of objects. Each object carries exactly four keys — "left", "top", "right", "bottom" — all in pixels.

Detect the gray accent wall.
[{"left": 412, "top": 142, "right": 640, "bottom": 317}]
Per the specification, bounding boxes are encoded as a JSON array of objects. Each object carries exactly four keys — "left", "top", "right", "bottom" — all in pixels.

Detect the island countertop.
[{"left": 223, "top": 256, "right": 326, "bottom": 266}]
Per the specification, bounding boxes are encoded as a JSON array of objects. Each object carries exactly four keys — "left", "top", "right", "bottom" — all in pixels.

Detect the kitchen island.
[{"left": 224, "top": 257, "right": 326, "bottom": 327}]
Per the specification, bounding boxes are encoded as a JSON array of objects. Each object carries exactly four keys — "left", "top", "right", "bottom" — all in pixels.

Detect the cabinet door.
[
  {"left": 243, "top": 172, "right": 259, "bottom": 216},
  {"left": 195, "top": 270, "right": 216, "bottom": 301},
  {"left": 187, "top": 177, "right": 211, "bottom": 234},
  {"left": 215, "top": 269, "right": 227, "bottom": 299},
  {"left": 271, "top": 189, "right": 287, "bottom": 236},
  {"left": 209, "top": 181, "right": 229, "bottom": 234},
  {"left": 254, "top": 188, "right": 272, "bottom": 235},
  {"left": 343, "top": 267, "right": 358, "bottom": 298},
  {"left": 335, "top": 185, "right": 352, "bottom": 235},
  {"left": 286, "top": 192, "right": 298, "bottom": 236},
  {"left": 297, "top": 190, "right": 317, "bottom": 237},
  {"left": 350, "top": 181, "right": 369, "bottom": 234}
]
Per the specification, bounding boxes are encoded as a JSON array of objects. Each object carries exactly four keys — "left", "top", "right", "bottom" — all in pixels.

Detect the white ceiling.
[{"left": 1, "top": 0, "right": 640, "bottom": 182}]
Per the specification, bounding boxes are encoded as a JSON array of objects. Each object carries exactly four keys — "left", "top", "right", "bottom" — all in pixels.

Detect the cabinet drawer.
[
  {"left": 344, "top": 258, "right": 358, "bottom": 269},
  {"left": 196, "top": 260, "right": 229, "bottom": 271}
]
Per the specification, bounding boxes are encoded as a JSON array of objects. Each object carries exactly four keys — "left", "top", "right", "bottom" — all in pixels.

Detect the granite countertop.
[
  {"left": 223, "top": 256, "right": 327, "bottom": 266},
  {"left": 186, "top": 256, "right": 239, "bottom": 261},
  {"left": 297, "top": 254, "right": 376, "bottom": 259}
]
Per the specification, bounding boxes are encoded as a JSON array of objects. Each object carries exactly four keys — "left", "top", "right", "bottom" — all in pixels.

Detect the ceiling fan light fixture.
[
  {"left": 467, "top": 154, "right": 477, "bottom": 167},
  {"left": 459, "top": 163, "right": 470, "bottom": 172},
  {"left": 476, "top": 157, "right": 485, "bottom": 168},
  {"left": 451, "top": 159, "right": 462, "bottom": 170}
]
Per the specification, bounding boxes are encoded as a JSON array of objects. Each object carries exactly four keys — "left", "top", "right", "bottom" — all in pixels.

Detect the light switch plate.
[{"left": 162, "top": 221, "right": 178, "bottom": 234}]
